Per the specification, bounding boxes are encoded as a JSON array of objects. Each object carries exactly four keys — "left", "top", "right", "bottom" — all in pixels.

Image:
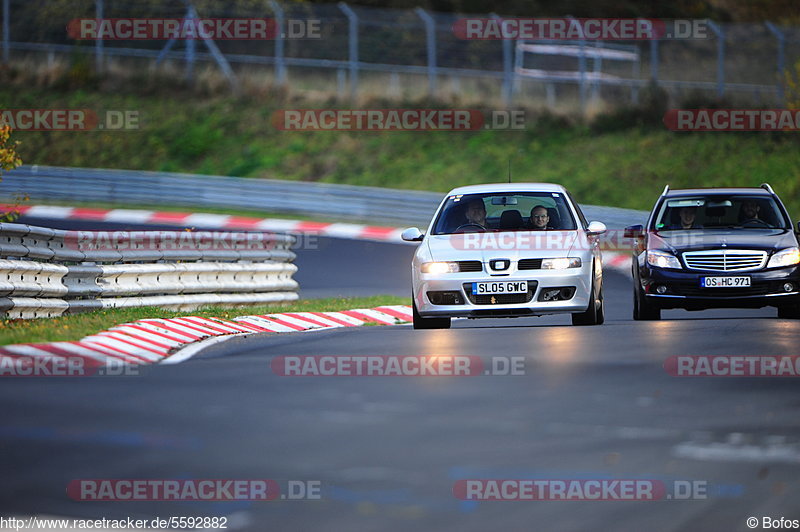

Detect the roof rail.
[
  {"left": 760, "top": 183, "right": 775, "bottom": 194},
  {"left": 661, "top": 185, "right": 670, "bottom": 196}
]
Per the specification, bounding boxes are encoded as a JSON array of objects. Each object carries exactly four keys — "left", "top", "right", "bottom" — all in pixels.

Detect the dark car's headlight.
[
  {"left": 768, "top": 247, "right": 800, "bottom": 268},
  {"left": 647, "top": 250, "right": 681, "bottom": 269},
  {"left": 421, "top": 261, "right": 460, "bottom": 274}
]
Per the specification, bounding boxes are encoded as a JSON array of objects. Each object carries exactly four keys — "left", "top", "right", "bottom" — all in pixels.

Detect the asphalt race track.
[{"left": 2, "top": 216, "right": 799, "bottom": 531}]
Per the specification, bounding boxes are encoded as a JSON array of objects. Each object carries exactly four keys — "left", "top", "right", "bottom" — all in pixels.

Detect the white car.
[{"left": 402, "top": 183, "right": 607, "bottom": 329}]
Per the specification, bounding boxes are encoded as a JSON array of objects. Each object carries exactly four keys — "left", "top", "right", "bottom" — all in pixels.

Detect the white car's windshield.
[{"left": 431, "top": 192, "right": 578, "bottom": 235}]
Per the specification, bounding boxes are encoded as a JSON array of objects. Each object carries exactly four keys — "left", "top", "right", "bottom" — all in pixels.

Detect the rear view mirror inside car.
[
  {"left": 666, "top": 199, "right": 705, "bottom": 207},
  {"left": 706, "top": 200, "right": 733, "bottom": 208},
  {"left": 491, "top": 196, "right": 518, "bottom": 205}
]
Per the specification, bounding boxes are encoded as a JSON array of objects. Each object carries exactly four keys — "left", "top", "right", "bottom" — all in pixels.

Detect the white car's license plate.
[
  {"left": 700, "top": 276, "right": 751, "bottom": 288},
  {"left": 472, "top": 281, "right": 528, "bottom": 295}
]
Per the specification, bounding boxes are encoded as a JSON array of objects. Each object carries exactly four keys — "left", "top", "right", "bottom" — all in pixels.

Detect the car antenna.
[{"left": 508, "top": 159, "right": 511, "bottom": 183}]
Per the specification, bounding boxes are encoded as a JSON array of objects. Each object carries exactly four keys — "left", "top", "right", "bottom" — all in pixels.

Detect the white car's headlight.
[
  {"left": 541, "top": 257, "right": 581, "bottom": 269},
  {"left": 647, "top": 250, "right": 681, "bottom": 269},
  {"left": 421, "top": 261, "right": 460, "bottom": 274},
  {"left": 768, "top": 247, "right": 800, "bottom": 268}
]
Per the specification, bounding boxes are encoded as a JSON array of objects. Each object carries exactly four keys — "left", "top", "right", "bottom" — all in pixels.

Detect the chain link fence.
[{"left": 2, "top": 0, "right": 799, "bottom": 110}]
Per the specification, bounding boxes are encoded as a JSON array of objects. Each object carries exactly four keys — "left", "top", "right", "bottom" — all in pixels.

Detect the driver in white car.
[{"left": 464, "top": 199, "right": 487, "bottom": 228}]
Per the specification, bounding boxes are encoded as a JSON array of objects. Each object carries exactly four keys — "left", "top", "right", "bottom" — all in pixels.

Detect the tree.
[{"left": 0, "top": 124, "right": 24, "bottom": 222}]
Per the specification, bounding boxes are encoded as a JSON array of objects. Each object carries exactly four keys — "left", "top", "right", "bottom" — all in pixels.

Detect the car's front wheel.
[
  {"left": 572, "top": 274, "right": 604, "bottom": 326},
  {"left": 412, "top": 300, "right": 451, "bottom": 329},
  {"left": 777, "top": 304, "right": 800, "bottom": 319},
  {"left": 633, "top": 279, "right": 661, "bottom": 320}
]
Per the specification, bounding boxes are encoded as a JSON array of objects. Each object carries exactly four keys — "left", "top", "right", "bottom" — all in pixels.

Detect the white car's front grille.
[{"left": 682, "top": 249, "right": 767, "bottom": 271}]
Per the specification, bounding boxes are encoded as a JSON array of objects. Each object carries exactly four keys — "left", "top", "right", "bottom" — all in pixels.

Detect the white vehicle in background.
[{"left": 402, "top": 183, "right": 607, "bottom": 329}]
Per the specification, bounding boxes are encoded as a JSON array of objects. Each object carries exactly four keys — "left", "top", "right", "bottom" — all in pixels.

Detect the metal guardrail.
[
  {"left": 0, "top": 222, "right": 299, "bottom": 319},
  {"left": 1, "top": 165, "right": 647, "bottom": 229},
  {"left": 1, "top": 165, "right": 444, "bottom": 227}
]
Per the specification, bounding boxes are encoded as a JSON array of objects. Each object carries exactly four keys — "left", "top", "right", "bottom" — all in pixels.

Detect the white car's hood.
[{"left": 425, "top": 231, "right": 582, "bottom": 262}]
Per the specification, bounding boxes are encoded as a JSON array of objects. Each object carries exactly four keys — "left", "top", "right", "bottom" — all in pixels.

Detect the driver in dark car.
[{"left": 740, "top": 200, "right": 762, "bottom": 223}]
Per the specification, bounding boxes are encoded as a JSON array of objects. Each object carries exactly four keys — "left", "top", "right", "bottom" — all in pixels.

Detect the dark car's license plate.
[{"left": 700, "top": 276, "right": 751, "bottom": 288}]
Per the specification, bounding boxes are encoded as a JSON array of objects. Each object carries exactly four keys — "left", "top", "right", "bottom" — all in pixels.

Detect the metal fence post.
[
  {"left": 765, "top": 22, "right": 785, "bottom": 106},
  {"left": 632, "top": 19, "right": 650, "bottom": 104},
  {"left": 268, "top": 0, "right": 286, "bottom": 85},
  {"left": 156, "top": 38, "right": 177, "bottom": 65},
  {"left": 650, "top": 37, "right": 659, "bottom": 84},
  {"left": 632, "top": 47, "right": 641, "bottom": 104},
  {"left": 492, "top": 13, "right": 512, "bottom": 106},
  {"left": 336, "top": 68, "right": 346, "bottom": 99},
  {"left": 191, "top": 5, "right": 239, "bottom": 91},
  {"left": 568, "top": 16, "right": 587, "bottom": 115},
  {"left": 512, "top": 39, "right": 522, "bottom": 103},
  {"left": 185, "top": 7, "right": 196, "bottom": 84},
  {"left": 338, "top": 2, "right": 358, "bottom": 101},
  {"left": 95, "top": 0, "right": 104, "bottom": 72},
  {"left": 592, "top": 41, "right": 602, "bottom": 102},
  {"left": 502, "top": 38, "right": 513, "bottom": 106},
  {"left": 414, "top": 8, "right": 437, "bottom": 97},
  {"left": 2, "top": 0, "right": 9, "bottom": 63},
  {"left": 707, "top": 21, "right": 724, "bottom": 97}
]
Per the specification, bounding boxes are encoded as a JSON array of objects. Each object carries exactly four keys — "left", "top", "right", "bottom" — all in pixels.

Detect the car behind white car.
[{"left": 402, "top": 183, "right": 607, "bottom": 329}]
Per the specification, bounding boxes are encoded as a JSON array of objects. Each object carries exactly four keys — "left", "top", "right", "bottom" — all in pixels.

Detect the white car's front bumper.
[{"left": 414, "top": 264, "right": 595, "bottom": 318}]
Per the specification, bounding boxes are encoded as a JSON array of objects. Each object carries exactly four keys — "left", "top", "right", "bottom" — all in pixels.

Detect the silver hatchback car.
[{"left": 402, "top": 183, "right": 608, "bottom": 329}]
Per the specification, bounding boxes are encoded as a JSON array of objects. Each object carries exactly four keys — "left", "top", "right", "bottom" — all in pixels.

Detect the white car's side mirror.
[
  {"left": 587, "top": 221, "right": 607, "bottom": 235},
  {"left": 401, "top": 227, "right": 425, "bottom": 242}
]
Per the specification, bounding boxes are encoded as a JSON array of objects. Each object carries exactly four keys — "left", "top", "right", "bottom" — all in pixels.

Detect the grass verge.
[
  {"left": 0, "top": 295, "right": 409, "bottom": 345},
  {"left": 3, "top": 86, "right": 800, "bottom": 217}
]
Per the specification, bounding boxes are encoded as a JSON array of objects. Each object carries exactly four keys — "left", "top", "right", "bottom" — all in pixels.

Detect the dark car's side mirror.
[
  {"left": 624, "top": 224, "right": 644, "bottom": 239},
  {"left": 796, "top": 220, "right": 800, "bottom": 234}
]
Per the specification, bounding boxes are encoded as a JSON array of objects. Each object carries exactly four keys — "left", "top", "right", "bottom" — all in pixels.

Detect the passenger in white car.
[{"left": 529, "top": 205, "right": 555, "bottom": 230}]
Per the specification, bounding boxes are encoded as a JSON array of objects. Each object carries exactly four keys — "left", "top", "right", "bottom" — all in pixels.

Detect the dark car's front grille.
[
  {"left": 463, "top": 281, "right": 538, "bottom": 304},
  {"left": 682, "top": 250, "right": 767, "bottom": 271},
  {"left": 518, "top": 258, "right": 543, "bottom": 270},
  {"left": 457, "top": 261, "right": 483, "bottom": 272}
]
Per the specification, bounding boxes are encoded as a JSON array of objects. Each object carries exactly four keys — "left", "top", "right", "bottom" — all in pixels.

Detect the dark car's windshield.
[
  {"left": 431, "top": 192, "right": 578, "bottom": 235},
  {"left": 653, "top": 195, "right": 790, "bottom": 231}
]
